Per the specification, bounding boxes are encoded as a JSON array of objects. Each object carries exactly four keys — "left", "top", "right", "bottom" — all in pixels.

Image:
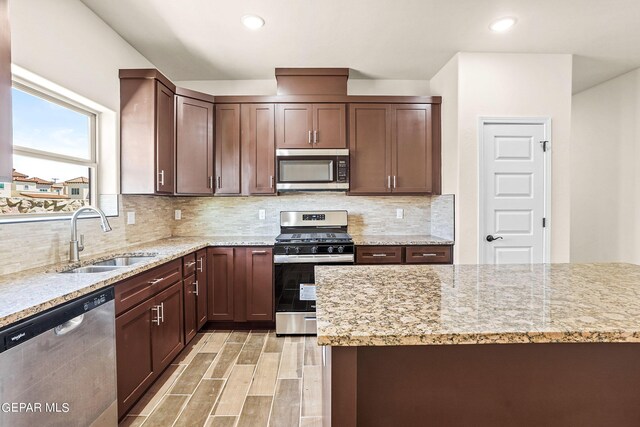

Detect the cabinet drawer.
[
  {"left": 183, "top": 253, "right": 197, "bottom": 277},
  {"left": 115, "top": 259, "right": 183, "bottom": 316},
  {"left": 356, "top": 246, "right": 403, "bottom": 264},
  {"left": 405, "top": 246, "right": 452, "bottom": 264}
]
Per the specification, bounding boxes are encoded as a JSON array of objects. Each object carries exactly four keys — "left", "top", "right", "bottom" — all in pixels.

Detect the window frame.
[{"left": 1, "top": 76, "right": 100, "bottom": 222}]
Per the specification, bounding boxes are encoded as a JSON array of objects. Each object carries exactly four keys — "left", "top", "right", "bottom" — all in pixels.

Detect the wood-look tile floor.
[{"left": 119, "top": 331, "right": 324, "bottom": 427}]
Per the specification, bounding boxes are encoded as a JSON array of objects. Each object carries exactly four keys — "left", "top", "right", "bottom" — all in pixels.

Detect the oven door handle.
[{"left": 274, "top": 254, "right": 354, "bottom": 264}]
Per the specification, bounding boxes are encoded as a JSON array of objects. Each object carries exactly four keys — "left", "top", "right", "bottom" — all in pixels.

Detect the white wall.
[
  {"left": 175, "top": 79, "right": 430, "bottom": 96},
  {"left": 430, "top": 53, "right": 573, "bottom": 264},
  {"left": 571, "top": 68, "right": 640, "bottom": 263}
]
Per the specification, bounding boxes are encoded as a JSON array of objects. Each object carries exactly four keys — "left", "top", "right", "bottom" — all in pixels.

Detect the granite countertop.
[
  {"left": 352, "top": 235, "right": 454, "bottom": 246},
  {"left": 0, "top": 236, "right": 275, "bottom": 329},
  {"left": 315, "top": 263, "right": 640, "bottom": 346}
]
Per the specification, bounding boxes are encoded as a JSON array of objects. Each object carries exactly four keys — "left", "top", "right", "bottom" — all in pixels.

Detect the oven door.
[{"left": 274, "top": 261, "right": 350, "bottom": 335}]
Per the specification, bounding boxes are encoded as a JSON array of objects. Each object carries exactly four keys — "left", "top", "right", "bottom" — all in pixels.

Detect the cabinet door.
[
  {"left": 348, "top": 104, "right": 392, "bottom": 194},
  {"left": 195, "top": 250, "right": 208, "bottom": 329},
  {"left": 156, "top": 81, "right": 175, "bottom": 194},
  {"left": 242, "top": 104, "right": 276, "bottom": 195},
  {"left": 245, "top": 247, "right": 274, "bottom": 321},
  {"left": 391, "top": 104, "right": 433, "bottom": 193},
  {"left": 207, "top": 247, "right": 235, "bottom": 321},
  {"left": 152, "top": 281, "right": 184, "bottom": 372},
  {"left": 183, "top": 276, "right": 197, "bottom": 344},
  {"left": 0, "top": 0, "right": 11, "bottom": 182},
  {"left": 276, "top": 103, "right": 313, "bottom": 148},
  {"left": 215, "top": 104, "right": 241, "bottom": 194},
  {"left": 175, "top": 95, "right": 214, "bottom": 194},
  {"left": 116, "top": 297, "right": 156, "bottom": 417},
  {"left": 313, "top": 103, "right": 346, "bottom": 148}
]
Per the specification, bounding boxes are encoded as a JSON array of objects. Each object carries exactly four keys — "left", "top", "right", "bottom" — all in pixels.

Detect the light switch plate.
[
  {"left": 127, "top": 211, "right": 136, "bottom": 225},
  {"left": 396, "top": 208, "right": 404, "bottom": 219},
  {"left": 259, "top": 209, "right": 266, "bottom": 220},
  {"left": 175, "top": 210, "right": 182, "bottom": 220}
]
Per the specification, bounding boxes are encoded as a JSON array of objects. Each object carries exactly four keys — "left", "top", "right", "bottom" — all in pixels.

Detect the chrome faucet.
[{"left": 69, "top": 206, "right": 112, "bottom": 263}]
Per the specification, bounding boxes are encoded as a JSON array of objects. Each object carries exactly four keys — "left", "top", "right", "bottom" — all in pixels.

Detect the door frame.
[{"left": 478, "top": 117, "right": 552, "bottom": 264}]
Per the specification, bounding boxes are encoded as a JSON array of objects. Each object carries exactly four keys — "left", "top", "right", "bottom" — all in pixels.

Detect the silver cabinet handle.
[
  {"left": 270, "top": 175, "right": 274, "bottom": 188},
  {"left": 152, "top": 305, "right": 161, "bottom": 325},
  {"left": 308, "top": 130, "right": 312, "bottom": 144},
  {"left": 208, "top": 176, "right": 213, "bottom": 189},
  {"left": 387, "top": 176, "right": 391, "bottom": 189},
  {"left": 421, "top": 253, "right": 438, "bottom": 257},
  {"left": 252, "top": 250, "right": 267, "bottom": 254},
  {"left": 191, "top": 280, "right": 199, "bottom": 296},
  {"left": 160, "top": 302, "right": 165, "bottom": 323},
  {"left": 372, "top": 254, "right": 387, "bottom": 257},
  {"left": 197, "top": 257, "right": 204, "bottom": 272},
  {"left": 185, "top": 261, "right": 196, "bottom": 267},
  {"left": 217, "top": 176, "right": 222, "bottom": 189},
  {"left": 393, "top": 175, "right": 397, "bottom": 188},
  {"left": 148, "top": 278, "right": 164, "bottom": 285},
  {"left": 158, "top": 170, "right": 165, "bottom": 186},
  {"left": 313, "top": 130, "right": 318, "bottom": 144}
]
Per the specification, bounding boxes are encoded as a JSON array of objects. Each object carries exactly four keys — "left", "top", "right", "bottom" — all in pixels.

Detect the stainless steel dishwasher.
[{"left": 0, "top": 287, "right": 117, "bottom": 427}]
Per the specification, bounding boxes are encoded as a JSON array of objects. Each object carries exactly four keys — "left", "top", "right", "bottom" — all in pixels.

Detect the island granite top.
[{"left": 315, "top": 263, "right": 640, "bottom": 346}]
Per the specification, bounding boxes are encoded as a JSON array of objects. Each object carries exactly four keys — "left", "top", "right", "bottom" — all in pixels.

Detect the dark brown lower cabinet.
[
  {"left": 116, "top": 279, "right": 184, "bottom": 418},
  {"left": 196, "top": 249, "right": 208, "bottom": 329},
  {"left": 183, "top": 274, "right": 197, "bottom": 344},
  {"left": 207, "top": 247, "right": 274, "bottom": 323},
  {"left": 356, "top": 245, "right": 453, "bottom": 265}
]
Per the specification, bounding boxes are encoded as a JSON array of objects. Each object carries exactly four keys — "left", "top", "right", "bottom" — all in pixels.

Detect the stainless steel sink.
[
  {"left": 91, "top": 256, "right": 156, "bottom": 267},
  {"left": 62, "top": 255, "right": 157, "bottom": 273},
  {"left": 63, "top": 265, "right": 125, "bottom": 274}
]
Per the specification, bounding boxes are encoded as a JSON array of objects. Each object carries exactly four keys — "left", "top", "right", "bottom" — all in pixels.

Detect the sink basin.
[
  {"left": 91, "top": 256, "right": 156, "bottom": 267},
  {"left": 63, "top": 265, "right": 125, "bottom": 274}
]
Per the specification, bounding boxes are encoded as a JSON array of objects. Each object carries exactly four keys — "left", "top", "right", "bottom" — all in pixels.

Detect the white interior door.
[{"left": 480, "top": 121, "right": 549, "bottom": 264}]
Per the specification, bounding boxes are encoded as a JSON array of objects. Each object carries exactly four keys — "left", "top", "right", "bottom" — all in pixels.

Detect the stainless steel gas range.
[{"left": 274, "top": 210, "right": 354, "bottom": 335}]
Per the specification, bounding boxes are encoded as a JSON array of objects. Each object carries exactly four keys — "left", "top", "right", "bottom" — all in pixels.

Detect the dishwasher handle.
[{"left": 54, "top": 314, "right": 85, "bottom": 336}]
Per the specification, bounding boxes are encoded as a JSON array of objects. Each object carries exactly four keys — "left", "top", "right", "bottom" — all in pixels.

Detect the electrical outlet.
[
  {"left": 396, "top": 208, "right": 404, "bottom": 219},
  {"left": 127, "top": 211, "right": 136, "bottom": 225},
  {"left": 259, "top": 209, "right": 266, "bottom": 220},
  {"left": 174, "top": 210, "right": 182, "bottom": 220}
]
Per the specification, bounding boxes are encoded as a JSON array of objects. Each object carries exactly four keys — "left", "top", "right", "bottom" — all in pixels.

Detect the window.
[{"left": 4, "top": 82, "right": 97, "bottom": 217}]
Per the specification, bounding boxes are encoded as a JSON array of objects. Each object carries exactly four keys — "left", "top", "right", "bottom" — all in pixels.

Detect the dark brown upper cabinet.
[
  {"left": 215, "top": 104, "right": 241, "bottom": 195},
  {"left": 349, "top": 103, "right": 441, "bottom": 195},
  {"left": 0, "top": 0, "right": 12, "bottom": 183},
  {"left": 175, "top": 94, "right": 214, "bottom": 195},
  {"left": 120, "top": 71, "right": 176, "bottom": 194},
  {"left": 275, "top": 103, "right": 346, "bottom": 149},
  {"left": 241, "top": 104, "right": 276, "bottom": 195}
]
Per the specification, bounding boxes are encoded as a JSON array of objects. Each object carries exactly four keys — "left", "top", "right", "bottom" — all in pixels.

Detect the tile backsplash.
[
  {"left": 0, "top": 196, "right": 174, "bottom": 276},
  {"left": 173, "top": 193, "right": 455, "bottom": 239},
  {"left": 0, "top": 193, "right": 454, "bottom": 275}
]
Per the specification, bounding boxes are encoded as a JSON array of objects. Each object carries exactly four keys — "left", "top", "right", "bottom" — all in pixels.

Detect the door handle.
[
  {"left": 393, "top": 175, "right": 397, "bottom": 189},
  {"left": 387, "top": 176, "right": 391, "bottom": 189},
  {"left": 54, "top": 314, "right": 84, "bottom": 336},
  {"left": 217, "top": 176, "right": 222, "bottom": 189},
  {"left": 191, "top": 280, "right": 199, "bottom": 296},
  {"left": 486, "top": 235, "right": 504, "bottom": 242},
  {"left": 197, "top": 257, "right": 204, "bottom": 272},
  {"left": 308, "top": 130, "right": 312, "bottom": 144},
  {"left": 313, "top": 130, "right": 318, "bottom": 144},
  {"left": 158, "top": 170, "right": 165, "bottom": 187},
  {"left": 152, "top": 305, "right": 161, "bottom": 325}
]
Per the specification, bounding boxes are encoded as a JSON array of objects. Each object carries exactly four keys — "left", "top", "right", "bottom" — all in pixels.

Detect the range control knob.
[
  {"left": 337, "top": 246, "right": 345, "bottom": 253},
  {"left": 327, "top": 246, "right": 334, "bottom": 254},
  {"left": 295, "top": 246, "right": 301, "bottom": 254},
  {"left": 284, "top": 246, "right": 290, "bottom": 255},
  {"left": 311, "top": 246, "right": 318, "bottom": 254}
]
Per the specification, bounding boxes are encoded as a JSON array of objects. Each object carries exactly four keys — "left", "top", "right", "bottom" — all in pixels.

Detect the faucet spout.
[{"left": 69, "top": 206, "right": 112, "bottom": 263}]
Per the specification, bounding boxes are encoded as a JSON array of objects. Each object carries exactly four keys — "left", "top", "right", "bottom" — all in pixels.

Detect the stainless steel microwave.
[{"left": 276, "top": 149, "right": 349, "bottom": 191}]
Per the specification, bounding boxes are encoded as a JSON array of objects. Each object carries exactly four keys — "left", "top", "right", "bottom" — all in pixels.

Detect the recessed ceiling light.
[
  {"left": 241, "top": 14, "right": 265, "bottom": 30},
  {"left": 489, "top": 17, "right": 517, "bottom": 33}
]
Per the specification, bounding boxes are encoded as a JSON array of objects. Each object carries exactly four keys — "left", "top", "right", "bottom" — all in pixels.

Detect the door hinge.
[
  {"left": 542, "top": 217, "right": 547, "bottom": 228},
  {"left": 540, "top": 140, "right": 549, "bottom": 152}
]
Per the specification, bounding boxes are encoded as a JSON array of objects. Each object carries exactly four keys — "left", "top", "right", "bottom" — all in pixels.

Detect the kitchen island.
[{"left": 315, "top": 263, "right": 640, "bottom": 427}]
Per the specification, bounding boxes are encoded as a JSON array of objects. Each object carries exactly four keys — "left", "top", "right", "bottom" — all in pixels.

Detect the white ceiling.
[{"left": 81, "top": 0, "right": 640, "bottom": 93}]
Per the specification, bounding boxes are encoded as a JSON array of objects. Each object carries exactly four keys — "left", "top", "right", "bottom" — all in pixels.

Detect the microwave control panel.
[{"left": 337, "top": 159, "right": 349, "bottom": 183}]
